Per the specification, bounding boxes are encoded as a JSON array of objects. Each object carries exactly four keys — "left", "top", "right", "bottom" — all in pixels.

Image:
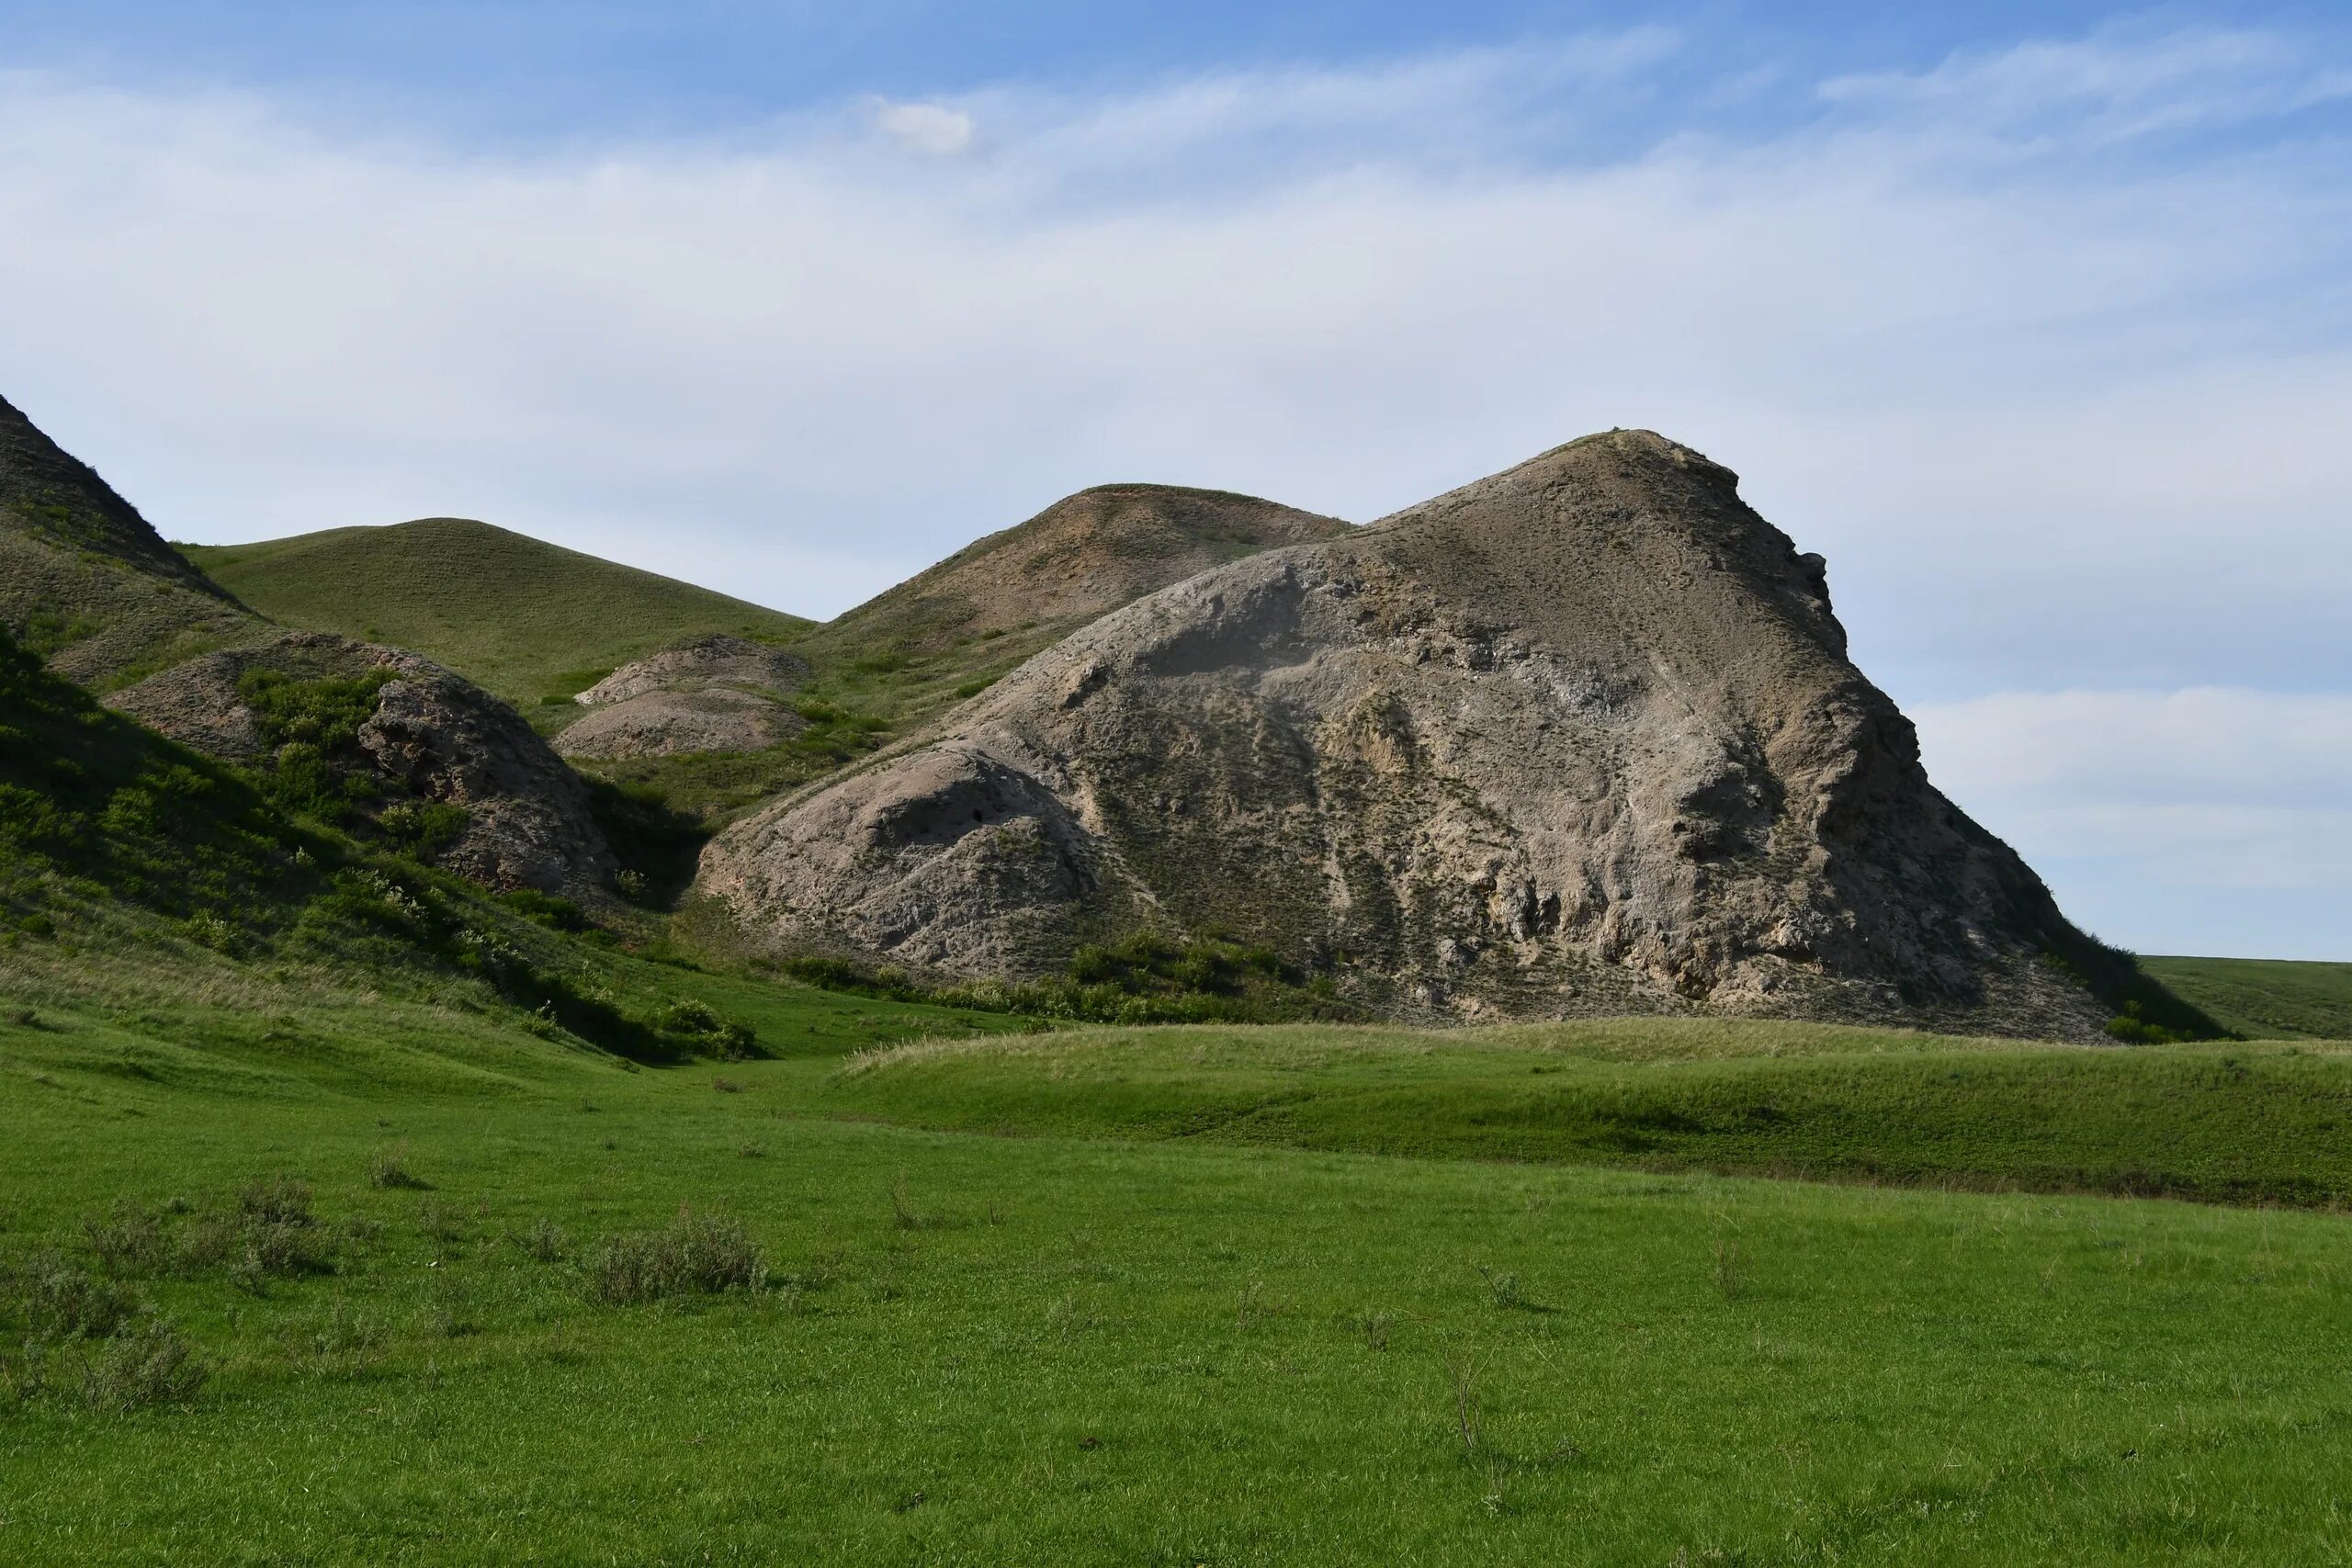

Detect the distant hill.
[
  {"left": 0, "top": 392, "right": 265, "bottom": 689},
  {"left": 578, "top": 485, "right": 1352, "bottom": 818},
  {"left": 2143, "top": 956, "right": 2352, "bottom": 1040},
  {"left": 185, "top": 519, "right": 808, "bottom": 716},
  {"left": 789, "top": 484, "right": 1351, "bottom": 732}
]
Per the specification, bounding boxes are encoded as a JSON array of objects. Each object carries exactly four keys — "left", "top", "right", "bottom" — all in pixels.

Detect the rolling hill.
[
  {"left": 2142, "top": 954, "right": 2352, "bottom": 1039},
  {"left": 185, "top": 519, "right": 809, "bottom": 716}
]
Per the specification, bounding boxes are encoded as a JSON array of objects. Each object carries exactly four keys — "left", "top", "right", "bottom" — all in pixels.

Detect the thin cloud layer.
[{"left": 0, "top": 22, "right": 2346, "bottom": 956}]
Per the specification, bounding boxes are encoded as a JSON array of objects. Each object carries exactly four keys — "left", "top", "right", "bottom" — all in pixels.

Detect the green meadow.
[{"left": 6, "top": 980, "right": 2352, "bottom": 1565}]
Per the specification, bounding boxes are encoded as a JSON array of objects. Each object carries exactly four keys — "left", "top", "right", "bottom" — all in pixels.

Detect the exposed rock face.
[
  {"left": 114, "top": 632, "right": 616, "bottom": 897},
  {"left": 554, "top": 634, "right": 808, "bottom": 760},
  {"left": 699, "top": 431, "right": 2111, "bottom": 1038},
  {"left": 574, "top": 634, "right": 807, "bottom": 706},
  {"left": 0, "top": 391, "right": 265, "bottom": 688}
]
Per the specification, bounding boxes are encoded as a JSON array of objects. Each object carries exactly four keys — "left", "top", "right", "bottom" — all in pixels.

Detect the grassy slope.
[
  {"left": 1, "top": 392, "right": 263, "bottom": 690},
  {"left": 832, "top": 1021, "right": 2352, "bottom": 1205},
  {"left": 6, "top": 1006, "right": 2352, "bottom": 1563},
  {"left": 2143, "top": 954, "right": 2352, "bottom": 1040},
  {"left": 186, "top": 520, "right": 808, "bottom": 718}
]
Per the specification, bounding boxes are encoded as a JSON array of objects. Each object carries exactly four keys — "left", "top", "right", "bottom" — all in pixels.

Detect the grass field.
[
  {"left": 185, "top": 520, "right": 808, "bottom": 716},
  {"left": 2143, "top": 954, "right": 2352, "bottom": 1042},
  {"left": 831, "top": 1021, "right": 2352, "bottom": 1205},
  {"left": 7, "top": 976, "right": 2352, "bottom": 1563}
]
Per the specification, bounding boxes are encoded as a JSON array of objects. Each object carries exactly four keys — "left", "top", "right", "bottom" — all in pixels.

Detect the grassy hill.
[
  {"left": 2142, "top": 954, "right": 2352, "bottom": 1040},
  {"left": 185, "top": 519, "right": 808, "bottom": 717},
  {"left": 1, "top": 392, "right": 264, "bottom": 690}
]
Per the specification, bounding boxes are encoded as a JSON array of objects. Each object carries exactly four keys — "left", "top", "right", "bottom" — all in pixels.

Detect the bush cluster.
[{"left": 581, "top": 1211, "right": 765, "bottom": 1304}]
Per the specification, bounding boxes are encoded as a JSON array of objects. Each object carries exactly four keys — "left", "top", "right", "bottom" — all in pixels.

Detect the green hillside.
[
  {"left": 1, "top": 392, "right": 264, "bottom": 690},
  {"left": 185, "top": 519, "right": 808, "bottom": 716},
  {"left": 2142, "top": 954, "right": 2352, "bottom": 1040}
]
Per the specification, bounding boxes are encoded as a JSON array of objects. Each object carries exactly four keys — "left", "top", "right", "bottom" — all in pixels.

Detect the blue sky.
[{"left": 1, "top": 2, "right": 2347, "bottom": 959}]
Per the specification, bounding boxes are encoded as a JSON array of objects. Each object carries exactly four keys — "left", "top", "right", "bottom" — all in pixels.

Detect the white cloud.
[
  {"left": 867, "top": 97, "right": 976, "bottom": 157},
  {"left": 0, "top": 26, "right": 2347, "bottom": 954},
  {"left": 1915, "top": 690, "right": 2352, "bottom": 956}
]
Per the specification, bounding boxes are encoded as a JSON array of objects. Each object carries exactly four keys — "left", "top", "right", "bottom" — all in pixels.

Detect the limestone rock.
[
  {"left": 554, "top": 634, "right": 808, "bottom": 761},
  {"left": 698, "top": 431, "right": 2112, "bottom": 1038}
]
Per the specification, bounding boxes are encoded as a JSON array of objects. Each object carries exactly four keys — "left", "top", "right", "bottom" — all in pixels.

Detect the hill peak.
[{"left": 822, "top": 482, "right": 1350, "bottom": 655}]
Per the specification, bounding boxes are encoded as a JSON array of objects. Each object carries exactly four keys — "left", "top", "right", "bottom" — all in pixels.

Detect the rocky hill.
[
  {"left": 555, "top": 634, "right": 810, "bottom": 761},
  {"left": 699, "top": 431, "right": 2154, "bottom": 1039},
  {"left": 786, "top": 484, "right": 1353, "bottom": 731},
  {"left": 113, "top": 632, "right": 617, "bottom": 897},
  {"left": 0, "top": 392, "right": 265, "bottom": 688}
]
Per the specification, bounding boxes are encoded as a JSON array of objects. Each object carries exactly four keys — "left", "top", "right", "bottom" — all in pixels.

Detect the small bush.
[
  {"left": 582, "top": 1210, "right": 765, "bottom": 1305},
  {"left": 1475, "top": 1264, "right": 1525, "bottom": 1311},
  {"left": 368, "top": 1144, "right": 430, "bottom": 1190},
  {"left": 379, "top": 800, "right": 469, "bottom": 856},
  {"left": 82, "top": 1201, "right": 172, "bottom": 1276},
  {"left": 511, "top": 1218, "right": 568, "bottom": 1263},
  {"left": 13, "top": 1255, "right": 140, "bottom": 1341},
  {"left": 501, "top": 888, "right": 590, "bottom": 932},
  {"left": 656, "top": 999, "right": 757, "bottom": 1059},
  {"left": 80, "top": 1318, "right": 206, "bottom": 1412},
  {"left": 240, "top": 1177, "right": 316, "bottom": 1229}
]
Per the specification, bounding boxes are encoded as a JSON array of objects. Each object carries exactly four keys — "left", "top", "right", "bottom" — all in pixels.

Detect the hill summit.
[
  {"left": 701, "top": 431, "right": 2142, "bottom": 1038},
  {"left": 815, "top": 484, "right": 1353, "bottom": 655}
]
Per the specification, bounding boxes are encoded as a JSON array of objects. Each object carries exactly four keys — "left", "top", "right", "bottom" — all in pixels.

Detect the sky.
[{"left": 1, "top": 1, "right": 2346, "bottom": 960}]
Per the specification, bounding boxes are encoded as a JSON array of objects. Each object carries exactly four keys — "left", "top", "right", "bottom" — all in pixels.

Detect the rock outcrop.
[
  {"left": 698, "top": 431, "right": 2116, "bottom": 1038},
  {"left": 554, "top": 634, "right": 808, "bottom": 760},
  {"left": 115, "top": 632, "right": 616, "bottom": 897}
]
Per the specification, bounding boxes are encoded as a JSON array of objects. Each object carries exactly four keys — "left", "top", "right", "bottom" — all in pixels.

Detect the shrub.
[
  {"left": 79, "top": 1318, "right": 206, "bottom": 1412},
  {"left": 379, "top": 800, "right": 469, "bottom": 855},
  {"left": 657, "top": 999, "right": 758, "bottom": 1059},
  {"left": 501, "top": 888, "right": 590, "bottom": 932},
  {"left": 368, "top": 1145, "right": 430, "bottom": 1190},
  {"left": 13, "top": 1255, "right": 140, "bottom": 1341},
  {"left": 2105, "top": 1001, "right": 2180, "bottom": 1045},
  {"left": 82, "top": 1201, "right": 172, "bottom": 1276},
  {"left": 581, "top": 1210, "right": 765, "bottom": 1304},
  {"left": 512, "top": 1218, "right": 568, "bottom": 1263}
]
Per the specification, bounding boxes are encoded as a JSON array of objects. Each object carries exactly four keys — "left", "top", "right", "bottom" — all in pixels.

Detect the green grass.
[
  {"left": 184, "top": 519, "right": 808, "bottom": 716},
  {"left": 2143, "top": 954, "right": 2352, "bottom": 1041},
  {"left": 6, "top": 997, "right": 2352, "bottom": 1563},
  {"left": 831, "top": 1020, "right": 2352, "bottom": 1206}
]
